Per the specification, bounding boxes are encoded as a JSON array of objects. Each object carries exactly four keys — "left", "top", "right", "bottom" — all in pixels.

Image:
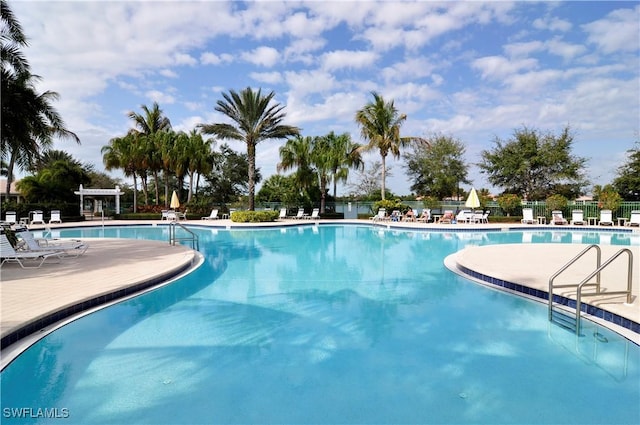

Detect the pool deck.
[{"left": 1, "top": 219, "right": 639, "bottom": 359}]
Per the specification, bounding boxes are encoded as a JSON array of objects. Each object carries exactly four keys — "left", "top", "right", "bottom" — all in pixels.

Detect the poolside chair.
[
  {"left": 416, "top": 209, "right": 431, "bottom": 223},
  {"left": 439, "top": 210, "right": 454, "bottom": 224},
  {"left": 201, "top": 209, "right": 219, "bottom": 220},
  {"left": 293, "top": 208, "right": 305, "bottom": 219},
  {"left": 0, "top": 233, "right": 61, "bottom": 268},
  {"left": 521, "top": 208, "right": 535, "bottom": 224},
  {"left": 278, "top": 208, "right": 287, "bottom": 219},
  {"left": 4, "top": 211, "right": 17, "bottom": 225},
  {"left": 49, "top": 210, "right": 62, "bottom": 224},
  {"left": 389, "top": 210, "right": 401, "bottom": 222},
  {"left": 550, "top": 210, "right": 568, "bottom": 225},
  {"left": 306, "top": 208, "right": 320, "bottom": 220},
  {"left": 175, "top": 209, "right": 188, "bottom": 220},
  {"left": 371, "top": 208, "right": 387, "bottom": 222},
  {"left": 161, "top": 210, "right": 170, "bottom": 220},
  {"left": 455, "top": 209, "right": 472, "bottom": 224},
  {"left": 30, "top": 210, "right": 45, "bottom": 225},
  {"left": 626, "top": 210, "right": 640, "bottom": 227},
  {"left": 599, "top": 209, "right": 613, "bottom": 226},
  {"left": 472, "top": 210, "right": 489, "bottom": 224},
  {"left": 15, "top": 227, "right": 88, "bottom": 258},
  {"left": 570, "top": 209, "right": 585, "bottom": 225}
]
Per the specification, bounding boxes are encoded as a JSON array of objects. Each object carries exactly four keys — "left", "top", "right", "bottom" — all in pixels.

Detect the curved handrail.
[
  {"left": 168, "top": 221, "right": 199, "bottom": 250},
  {"left": 548, "top": 244, "right": 601, "bottom": 320},
  {"left": 576, "top": 248, "right": 634, "bottom": 334}
]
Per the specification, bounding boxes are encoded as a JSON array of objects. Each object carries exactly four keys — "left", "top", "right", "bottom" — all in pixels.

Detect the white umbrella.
[
  {"left": 170, "top": 191, "right": 180, "bottom": 209},
  {"left": 465, "top": 187, "right": 480, "bottom": 209}
]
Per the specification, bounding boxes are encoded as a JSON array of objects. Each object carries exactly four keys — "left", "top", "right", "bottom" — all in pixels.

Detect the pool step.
[{"left": 550, "top": 307, "right": 577, "bottom": 333}]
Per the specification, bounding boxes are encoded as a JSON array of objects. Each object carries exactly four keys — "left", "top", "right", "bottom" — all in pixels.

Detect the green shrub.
[
  {"left": 597, "top": 190, "right": 622, "bottom": 212},
  {"left": 497, "top": 194, "right": 521, "bottom": 216},
  {"left": 231, "top": 210, "right": 280, "bottom": 222},
  {"left": 546, "top": 194, "right": 568, "bottom": 212},
  {"left": 373, "top": 199, "right": 410, "bottom": 214}
]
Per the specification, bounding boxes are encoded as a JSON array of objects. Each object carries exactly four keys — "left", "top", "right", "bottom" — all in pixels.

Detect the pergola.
[{"left": 74, "top": 184, "right": 123, "bottom": 215}]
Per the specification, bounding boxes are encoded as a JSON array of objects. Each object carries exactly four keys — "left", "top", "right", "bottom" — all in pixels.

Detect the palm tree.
[
  {"left": 199, "top": 87, "right": 300, "bottom": 210},
  {"left": 102, "top": 133, "right": 139, "bottom": 212},
  {"left": 324, "top": 131, "right": 363, "bottom": 199},
  {"left": 355, "top": 92, "right": 414, "bottom": 200},
  {"left": 1, "top": 1, "right": 79, "bottom": 197},
  {"left": 180, "top": 129, "right": 213, "bottom": 202},
  {"left": 1, "top": 71, "right": 80, "bottom": 198},
  {"left": 1, "top": 0, "right": 29, "bottom": 76},
  {"left": 277, "top": 135, "right": 316, "bottom": 195},
  {"left": 127, "top": 102, "right": 172, "bottom": 205}
]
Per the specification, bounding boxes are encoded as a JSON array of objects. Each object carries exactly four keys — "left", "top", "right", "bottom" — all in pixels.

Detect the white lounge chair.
[
  {"left": 521, "top": 208, "right": 535, "bottom": 224},
  {"left": 570, "top": 209, "right": 585, "bottom": 225},
  {"left": 30, "top": 210, "right": 45, "bottom": 225},
  {"left": 49, "top": 210, "right": 62, "bottom": 224},
  {"left": 293, "top": 208, "right": 305, "bottom": 219},
  {"left": 626, "top": 210, "right": 640, "bottom": 227},
  {"left": 161, "top": 210, "right": 170, "bottom": 220},
  {"left": 306, "top": 208, "right": 320, "bottom": 220},
  {"left": 278, "top": 208, "right": 287, "bottom": 219},
  {"left": 371, "top": 208, "right": 387, "bottom": 222},
  {"left": 455, "top": 209, "right": 472, "bottom": 223},
  {"left": 599, "top": 209, "right": 613, "bottom": 226},
  {"left": 389, "top": 210, "right": 401, "bottom": 222},
  {"left": 551, "top": 210, "right": 568, "bottom": 225},
  {"left": 0, "top": 233, "right": 61, "bottom": 268},
  {"left": 174, "top": 209, "right": 188, "bottom": 220},
  {"left": 201, "top": 209, "right": 219, "bottom": 220},
  {"left": 16, "top": 227, "right": 88, "bottom": 258},
  {"left": 4, "top": 211, "right": 17, "bottom": 225}
]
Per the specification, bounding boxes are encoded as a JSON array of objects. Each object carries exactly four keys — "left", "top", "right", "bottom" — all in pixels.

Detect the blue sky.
[{"left": 12, "top": 1, "right": 640, "bottom": 196}]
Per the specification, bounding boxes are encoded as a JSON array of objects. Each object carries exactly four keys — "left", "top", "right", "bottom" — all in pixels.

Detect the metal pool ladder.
[
  {"left": 548, "top": 244, "right": 634, "bottom": 335},
  {"left": 168, "top": 221, "right": 199, "bottom": 250}
]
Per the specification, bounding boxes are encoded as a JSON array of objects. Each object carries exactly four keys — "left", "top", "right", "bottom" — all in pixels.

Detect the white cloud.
[
  {"left": 250, "top": 71, "right": 283, "bottom": 85},
  {"left": 200, "top": 52, "right": 234, "bottom": 65},
  {"left": 159, "top": 69, "right": 178, "bottom": 78},
  {"left": 145, "top": 90, "right": 176, "bottom": 105},
  {"left": 472, "top": 56, "right": 538, "bottom": 80},
  {"left": 532, "top": 16, "right": 572, "bottom": 32},
  {"left": 582, "top": 5, "right": 640, "bottom": 54},
  {"left": 242, "top": 46, "right": 280, "bottom": 67},
  {"left": 321, "top": 50, "right": 378, "bottom": 71}
]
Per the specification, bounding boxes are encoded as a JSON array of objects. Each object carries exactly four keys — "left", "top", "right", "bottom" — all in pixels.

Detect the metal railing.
[
  {"left": 575, "top": 248, "right": 634, "bottom": 334},
  {"left": 548, "top": 244, "right": 634, "bottom": 334},
  {"left": 168, "top": 221, "right": 199, "bottom": 250}
]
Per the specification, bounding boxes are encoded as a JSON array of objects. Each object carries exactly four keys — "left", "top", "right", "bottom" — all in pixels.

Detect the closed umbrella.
[
  {"left": 170, "top": 191, "right": 180, "bottom": 209},
  {"left": 465, "top": 187, "right": 480, "bottom": 209}
]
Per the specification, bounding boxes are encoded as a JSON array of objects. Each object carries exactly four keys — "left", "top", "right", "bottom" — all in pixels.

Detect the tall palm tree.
[
  {"left": 179, "top": 129, "right": 213, "bottom": 202},
  {"left": 1, "top": 71, "right": 80, "bottom": 198},
  {"left": 355, "top": 92, "right": 409, "bottom": 200},
  {"left": 127, "top": 102, "right": 172, "bottom": 204},
  {"left": 324, "top": 131, "right": 363, "bottom": 199},
  {"left": 1, "top": 1, "right": 79, "bottom": 197},
  {"left": 199, "top": 87, "right": 300, "bottom": 210},
  {"left": 278, "top": 135, "right": 316, "bottom": 194},
  {"left": 102, "top": 133, "right": 139, "bottom": 212},
  {"left": 1, "top": 0, "right": 29, "bottom": 76}
]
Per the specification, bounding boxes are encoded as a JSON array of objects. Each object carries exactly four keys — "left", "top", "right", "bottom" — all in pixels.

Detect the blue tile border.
[
  {"left": 456, "top": 265, "right": 640, "bottom": 335},
  {"left": 0, "top": 259, "right": 196, "bottom": 350}
]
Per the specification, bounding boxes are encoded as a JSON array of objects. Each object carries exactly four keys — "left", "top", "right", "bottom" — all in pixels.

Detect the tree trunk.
[
  {"left": 380, "top": 154, "right": 387, "bottom": 200},
  {"left": 248, "top": 142, "right": 256, "bottom": 210}
]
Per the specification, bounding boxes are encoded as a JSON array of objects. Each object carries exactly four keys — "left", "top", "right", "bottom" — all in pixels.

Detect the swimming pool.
[{"left": 1, "top": 225, "right": 639, "bottom": 424}]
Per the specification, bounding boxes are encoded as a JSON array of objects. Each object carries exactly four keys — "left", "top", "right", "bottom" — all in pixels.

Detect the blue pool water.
[{"left": 1, "top": 225, "right": 639, "bottom": 424}]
